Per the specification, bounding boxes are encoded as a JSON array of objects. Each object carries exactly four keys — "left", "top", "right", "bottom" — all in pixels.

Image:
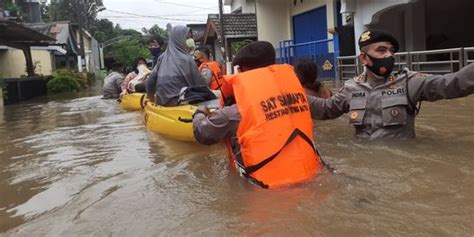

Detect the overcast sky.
[{"left": 97, "top": 0, "right": 230, "bottom": 32}]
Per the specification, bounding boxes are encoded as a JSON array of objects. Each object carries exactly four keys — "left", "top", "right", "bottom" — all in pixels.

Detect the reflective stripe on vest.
[{"left": 228, "top": 64, "right": 322, "bottom": 188}]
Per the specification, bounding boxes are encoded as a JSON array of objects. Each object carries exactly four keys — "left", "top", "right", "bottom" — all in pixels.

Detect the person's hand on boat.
[
  {"left": 120, "top": 90, "right": 128, "bottom": 97},
  {"left": 146, "top": 95, "right": 154, "bottom": 104},
  {"left": 193, "top": 105, "right": 211, "bottom": 118}
]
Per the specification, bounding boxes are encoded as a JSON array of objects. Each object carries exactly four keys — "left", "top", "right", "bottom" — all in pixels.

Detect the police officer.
[
  {"left": 193, "top": 31, "right": 474, "bottom": 144},
  {"left": 309, "top": 30, "right": 474, "bottom": 139}
]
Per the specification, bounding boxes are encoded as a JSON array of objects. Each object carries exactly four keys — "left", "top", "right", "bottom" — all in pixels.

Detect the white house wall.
[
  {"left": 0, "top": 49, "right": 54, "bottom": 78},
  {"left": 230, "top": 0, "right": 243, "bottom": 13},
  {"left": 229, "top": 0, "right": 256, "bottom": 13},
  {"left": 256, "top": 0, "right": 291, "bottom": 48}
]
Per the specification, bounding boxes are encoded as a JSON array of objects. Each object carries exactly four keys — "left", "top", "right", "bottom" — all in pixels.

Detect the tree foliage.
[
  {"left": 142, "top": 24, "right": 168, "bottom": 40},
  {"left": 43, "top": 1, "right": 170, "bottom": 70},
  {"left": 111, "top": 39, "right": 151, "bottom": 70},
  {"left": 48, "top": 0, "right": 104, "bottom": 31}
]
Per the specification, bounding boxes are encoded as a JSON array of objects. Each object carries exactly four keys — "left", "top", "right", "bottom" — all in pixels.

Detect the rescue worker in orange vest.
[
  {"left": 193, "top": 46, "right": 223, "bottom": 90},
  {"left": 192, "top": 41, "right": 325, "bottom": 188}
]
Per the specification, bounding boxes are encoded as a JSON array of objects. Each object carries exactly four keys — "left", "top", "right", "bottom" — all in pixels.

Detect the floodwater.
[{"left": 0, "top": 89, "right": 473, "bottom": 236}]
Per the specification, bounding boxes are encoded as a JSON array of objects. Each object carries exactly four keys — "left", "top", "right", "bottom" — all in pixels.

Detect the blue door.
[
  {"left": 292, "top": 5, "right": 328, "bottom": 57},
  {"left": 292, "top": 6, "right": 336, "bottom": 79}
]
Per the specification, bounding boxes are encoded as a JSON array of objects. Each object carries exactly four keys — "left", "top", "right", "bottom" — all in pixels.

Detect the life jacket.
[
  {"left": 199, "top": 61, "right": 223, "bottom": 90},
  {"left": 225, "top": 64, "right": 322, "bottom": 188}
]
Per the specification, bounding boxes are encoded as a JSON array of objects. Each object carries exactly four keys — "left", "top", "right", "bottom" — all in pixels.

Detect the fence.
[
  {"left": 1, "top": 76, "right": 48, "bottom": 105},
  {"left": 464, "top": 47, "right": 474, "bottom": 66},
  {"left": 337, "top": 47, "right": 473, "bottom": 81}
]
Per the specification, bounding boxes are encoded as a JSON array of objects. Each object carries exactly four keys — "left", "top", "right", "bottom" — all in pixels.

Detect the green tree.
[
  {"left": 90, "top": 18, "right": 116, "bottom": 43},
  {"left": 40, "top": 2, "right": 51, "bottom": 22},
  {"left": 48, "top": 0, "right": 104, "bottom": 31},
  {"left": 115, "top": 24, "right": 143, "bottom": 40},
  {"left": 111, "top": 39, "right": 151, "bottom": 70},
  {"left": 142, "top": 24, "right": 168, "bottom": 40}
]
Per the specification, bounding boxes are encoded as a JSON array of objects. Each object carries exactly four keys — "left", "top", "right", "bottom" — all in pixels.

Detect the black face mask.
[
  {"left": 149, "top": 48, "right": 161, "bottom": 57},
  {"left": 366, "top": 54, "right": 395, "bottom": 77}
]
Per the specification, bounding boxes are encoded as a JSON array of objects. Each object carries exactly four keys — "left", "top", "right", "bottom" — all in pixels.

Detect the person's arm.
[
  {"left": 120, "top": 72, "right": 135, "bottom": 95},
  {"left": 193, "top": 105, "right": 240, "bottom": 145},
  {"left": 307, "top": 86, "right": 349, "bottom": 120},
  {"left": 146, "top": 64, "right": 159, "bottom": 101},
  {"left": 189, "top": 60, "right": 209, "bottom": 87},
  {"left": 407, "top": 63, "right": 474, "bottom": 102},
  {"left": 200, "top": 66, "right": 213, "bottom": 85}
]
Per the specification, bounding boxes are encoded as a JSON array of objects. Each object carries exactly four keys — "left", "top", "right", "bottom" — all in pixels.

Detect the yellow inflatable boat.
[
  {"left": 118, "top": 93, "right": 145, "bottom": 111},
  {"left": 144, "top": 103, "right": 197, "bottom": 142}
]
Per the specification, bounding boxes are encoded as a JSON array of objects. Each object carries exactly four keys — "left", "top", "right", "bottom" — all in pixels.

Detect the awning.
[
  {"left": 0, "top": 45, "right": 67, "bottom": 55},
  {"left": 0, "top": 19, "right": 55, "bottom": 46}
]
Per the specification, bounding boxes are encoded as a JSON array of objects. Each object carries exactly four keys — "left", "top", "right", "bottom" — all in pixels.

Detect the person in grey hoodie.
[
  {"left": 102, "top": 63, "right": 124, "bottom": 99},
  {"left": 146, "top": 25, "right": 208, "bottom": 106}
]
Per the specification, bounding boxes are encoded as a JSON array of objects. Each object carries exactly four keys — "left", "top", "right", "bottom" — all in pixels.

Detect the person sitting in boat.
[
  {"left": 294, "top": 58, "right": 333, "bottom": 99},
  {"left": 148, "top": 36, "right": 164, "bottom": 67},
  {"left": 194, "top": 46, "right": 223, "bottom": 90},
  {"left": 120, "top": 57, "right": 151, "bottom": 96},
  {"left": 102, "top": 63, "right": 125, "bottom": 99},
  {"left": 193, "top": 41, "right": 325, "bottom": 189},
  {"left": 146, "top": 25, "right": 209, "bottom": 106}
]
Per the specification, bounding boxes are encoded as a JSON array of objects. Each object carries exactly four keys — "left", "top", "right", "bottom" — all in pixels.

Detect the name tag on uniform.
[{"left": 352, "top": 92, "right": 366, "bottom": 98}]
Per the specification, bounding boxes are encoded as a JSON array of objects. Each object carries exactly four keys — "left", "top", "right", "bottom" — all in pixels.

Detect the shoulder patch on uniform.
[{"left": 388, "top": 75, "right": 396, "bottom": 82}]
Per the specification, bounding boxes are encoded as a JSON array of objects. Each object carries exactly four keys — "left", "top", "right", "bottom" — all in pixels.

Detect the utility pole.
[
  {"left": 218, "top": 0, "right": 230, "bottom": 74},
  {"left": 76, "top": 0, "right": 86, "bottom": 72}
]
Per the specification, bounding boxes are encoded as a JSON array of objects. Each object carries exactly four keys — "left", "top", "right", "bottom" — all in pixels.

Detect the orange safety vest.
[
  {"left": 199, "top": 61, "right": 223, "bottom": 90},
  {"left": 225, "top": 64, "right": 322, "bottom": 188}
]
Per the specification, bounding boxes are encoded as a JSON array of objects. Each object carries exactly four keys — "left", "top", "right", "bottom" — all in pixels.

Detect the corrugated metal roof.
[{"left": 0, "top": 20, "right": 54, "bottom": 44}]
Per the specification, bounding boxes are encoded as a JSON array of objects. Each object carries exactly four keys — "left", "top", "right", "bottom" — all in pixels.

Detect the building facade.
[{"left": 224, "top": 0, "right": 256, "bottom": 13}]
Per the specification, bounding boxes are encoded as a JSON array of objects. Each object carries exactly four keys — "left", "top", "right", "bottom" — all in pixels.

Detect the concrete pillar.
[
  {"left": 0, "top": 85, "right": 3, "bottom": 108},
  {"left": 85, "top": 53, "right": 90, "bottom": 72},
  {"left": 77, "top": 55, "right": 83, "bottom": 72},
  {"left": 99, "top": 45, "right": 105, "bottom": 69}
]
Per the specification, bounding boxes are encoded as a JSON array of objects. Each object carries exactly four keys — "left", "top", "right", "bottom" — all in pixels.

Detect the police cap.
[{"left": 358, "top": 30, "right": 399, "bottom": 53}]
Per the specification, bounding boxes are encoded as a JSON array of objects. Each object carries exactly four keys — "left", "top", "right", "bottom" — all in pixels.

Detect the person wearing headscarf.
[{"left": 146, "top": 25, "right": 208, "bottom": 106}]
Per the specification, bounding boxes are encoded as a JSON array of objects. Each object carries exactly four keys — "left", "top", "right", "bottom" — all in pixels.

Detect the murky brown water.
[{"left": 0, "top": 91, "right": 473, "bottom": 236}]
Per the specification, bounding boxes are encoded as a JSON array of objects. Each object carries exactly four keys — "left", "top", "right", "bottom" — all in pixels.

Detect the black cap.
[
  {"left": 358, "top": 30, "right": 399, "bottom": 53},
  {"left": 232, "top": 41, "right": 275, "bottom": 70}
]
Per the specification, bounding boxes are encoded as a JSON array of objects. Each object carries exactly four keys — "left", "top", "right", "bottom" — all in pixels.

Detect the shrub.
[
  {"left": 86, "top": 72, "right": 96, "bottom": 84},
  {"left": 47, "top": 74, "right": 81, "bottom": 94},
  {"left": 56, "top": 69, "right": 88, "bottom": 88}
]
